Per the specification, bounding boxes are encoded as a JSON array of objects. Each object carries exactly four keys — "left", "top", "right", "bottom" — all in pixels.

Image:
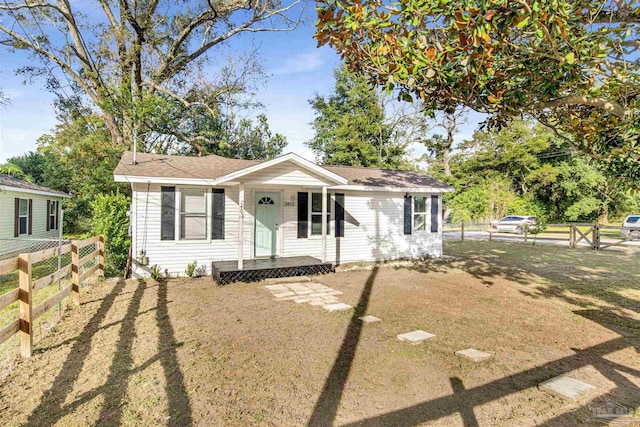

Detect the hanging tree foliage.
[{"left": 314, "top": 0, "right": 640, "bottom": 183}]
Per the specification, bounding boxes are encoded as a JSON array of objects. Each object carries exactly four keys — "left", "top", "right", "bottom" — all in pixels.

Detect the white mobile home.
[
  {"left": 114, "top": 152, "right": 454, "bottom": 282},
  {"left": 0, "top": 174, "right": 69, "bottom": 258}
]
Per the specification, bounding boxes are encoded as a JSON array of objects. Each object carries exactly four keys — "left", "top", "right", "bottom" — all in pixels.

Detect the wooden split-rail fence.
[
  {"left": 448, "top": 223, "right": 637, "bottom": 251},
  {"left": 0, "top": 235, "right": 104, "bottom": 357}
]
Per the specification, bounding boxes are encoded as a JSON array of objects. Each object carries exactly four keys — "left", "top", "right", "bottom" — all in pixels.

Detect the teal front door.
[{"left": 255, "top": 192, "right": 279, "bottom": 258}]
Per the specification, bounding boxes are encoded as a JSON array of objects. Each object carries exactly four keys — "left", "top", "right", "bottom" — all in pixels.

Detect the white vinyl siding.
[
  {"left": 130, "top": 163, "right": 444, "bottom": 278},
  {"left": 282, "top": 189, "right": 442, "bottom": 263},
  {"left": 0, "top": 189, "right": 63, "bottom": 258}
]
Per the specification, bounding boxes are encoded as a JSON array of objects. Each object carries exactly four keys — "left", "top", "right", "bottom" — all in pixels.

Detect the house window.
[
  {"left": 310, "top": 193, "right": 331, "bottom": 236},
  {"left": 413, "top": 196, "right": 426, "bottom": 231},
  {"left": 19, "top": 198, "right": 29, "bottom": 235},
  {"left": 49, "top": 201, "right": 57, "bottom": 230},
  {"left": 180, "top": 189, "right": 207, "bottom": 240}
]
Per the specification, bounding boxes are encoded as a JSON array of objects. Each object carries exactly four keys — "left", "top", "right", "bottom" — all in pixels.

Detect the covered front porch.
[{"left": 211, "top": 256, "right": 334, "bottom": 285}]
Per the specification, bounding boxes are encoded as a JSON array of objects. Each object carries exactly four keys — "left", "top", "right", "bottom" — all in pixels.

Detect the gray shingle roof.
[
  {"left": 114, "top": 151, "right": 453, "bottom": 191},
  {"left": 0, "top": 174, "right": 69, "bottom": 197}
]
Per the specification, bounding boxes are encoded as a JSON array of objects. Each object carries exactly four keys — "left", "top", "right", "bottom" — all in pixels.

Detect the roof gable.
[{"left": 215, "top": 153, "right": 348, "bottom": 185}]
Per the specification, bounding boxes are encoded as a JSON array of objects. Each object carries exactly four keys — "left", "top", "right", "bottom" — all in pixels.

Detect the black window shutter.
[
  {"left": 404, "top": 195, "right": 412, "bottom": 235},
  {"left": 212, "top": 188, "right": 225, "bottom": 240},
  {"left": 297, "top": 192, "right": 308, "bottom": 238},
  {"left": 431, "top": 195, "right": 439, "bottom": 233},
  {"left": 28, "top": 199, "right": 33, "bottom": 235},
  {"left": 161, "top": 186, "right": 176, "bottom": 240},
  {"left": 14, "top": 198, "right": 19, "bottom": 237},
  {"left": 334, "top": 193, "right": 345, "bottom": 237},
  {"left": 46, "top": 200, "right": 50, "bottom": 231},
  {"left": 56, "top": 201, "right": 60, "bottom": 230}
]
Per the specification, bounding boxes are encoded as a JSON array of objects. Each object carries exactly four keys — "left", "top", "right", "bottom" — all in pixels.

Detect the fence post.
[
  {"left": 18, "top": 253, "right": 33, "bottom": 358},
  {"left": 71, "top": 241, "right": 80, "bottom": 306},
  {"left": 569, "top": 225, "right": 573, "bottom": 248},
  {"left": 524, "top": 226, "right": 528, "bottom": 243},
  {"left": 461, "top": 222, "right": 465, "bottom": 242},
  {"left": 98, "top": 235, "right": 105, "bottom": 277},
  {"left": 593, "top": 223, "right": 600, "bottom": 250},
  {"left": 489, "top": 224, "right": 493, "bottom": 241}
]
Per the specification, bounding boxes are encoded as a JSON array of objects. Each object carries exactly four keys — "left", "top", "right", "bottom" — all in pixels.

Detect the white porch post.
[
  {"left": 238, "top": 182, "right": 245, "bottom": 270},
  {"left": 321, "top": 185, "right": 327, "bottom": 263}
]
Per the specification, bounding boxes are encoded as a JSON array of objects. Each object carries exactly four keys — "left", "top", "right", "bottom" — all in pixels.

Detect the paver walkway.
[{"left": 264, "top": 282, "right": 346, "bottom": 308}]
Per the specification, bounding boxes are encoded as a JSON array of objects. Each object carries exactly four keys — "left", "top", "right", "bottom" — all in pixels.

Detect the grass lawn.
[{"left": 0, "top": 241, "right": 638, "bottom": 426}]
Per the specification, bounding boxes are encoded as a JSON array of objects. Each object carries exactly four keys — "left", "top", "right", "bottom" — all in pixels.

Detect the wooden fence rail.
[
  {"left": 448, "top": 222, "right": 637, "bottom": 251},
  {"left": 0, "top": 235, "right": 104, "bottom": 357}
]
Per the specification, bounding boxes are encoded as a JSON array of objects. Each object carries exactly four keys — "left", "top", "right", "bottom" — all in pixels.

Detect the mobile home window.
[
  {"left": 310, "top": 193, "right": 331, "bottom": 236},
  {"left": 180, "top": 189, "right": 207, "bottom": 240},
  {"left": 49, "top": 201, "right": 57, "bottom": 230},
  {"left": 413, "top": 196, "right": 426, "bottom": 231},
  {"left": 19, "top": 199, "right": 29, "bottom": 235}
]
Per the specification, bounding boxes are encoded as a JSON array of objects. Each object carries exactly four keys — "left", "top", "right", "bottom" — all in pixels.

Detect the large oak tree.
[
  {"left": 314, "top": 0, "right": 639, "bottom": 183},
  {"left": 0, "top": 0, "right": 300, "bottom": 153}
]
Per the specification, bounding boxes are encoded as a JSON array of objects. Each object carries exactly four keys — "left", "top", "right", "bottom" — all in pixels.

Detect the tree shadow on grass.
[
  {"left": 24, "top": 278, "right": 128, "bottom": 427},
  {"left": 307, "top": 266, "right": 379, "bottom": 427},
  {"left": 338, "top": 335, "right": 638, "bottom": 426},
  {"left": 413, "top": 241, "right": 640, "bottom": 313},
  {"left": 24, "top": 278, "right": 192, "bottom": 426},
  {"left": 156, "top": 279, "right": 192, "bottom": 425}
]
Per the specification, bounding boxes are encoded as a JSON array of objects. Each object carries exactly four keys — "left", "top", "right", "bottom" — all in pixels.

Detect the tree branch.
[
  {"left": 140, "top": 80, "right": 219, "bottom": 118},
  {"left": 592, "top": 7, "right": 640, "bottom": 24},
  {"left": 155, "top": 0, "right": 300, "bottom": 83},
  {"left": 537, "top": 95, "right": 627, "bottom": 118},
  {"left": 0, "top": 21, "right": 99, "bottom": 104}
]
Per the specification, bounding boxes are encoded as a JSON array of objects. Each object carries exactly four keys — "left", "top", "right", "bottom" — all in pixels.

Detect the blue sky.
[{"left": 0, "top": 3, "right": 479, "bottom": 164}]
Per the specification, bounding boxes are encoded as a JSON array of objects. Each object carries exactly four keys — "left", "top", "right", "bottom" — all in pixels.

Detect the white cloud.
[{"left": 271, "top": 51, "right": 325, "bottom": 76}]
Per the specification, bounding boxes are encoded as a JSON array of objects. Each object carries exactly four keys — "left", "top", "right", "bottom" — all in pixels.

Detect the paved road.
[{"left": 443, "top": 230, "right": 640, "bottom": 253}]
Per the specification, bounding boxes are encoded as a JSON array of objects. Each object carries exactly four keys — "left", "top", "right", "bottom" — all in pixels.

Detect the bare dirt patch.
[{"left": 0, "top": 241, "right": 638, "bottom": 426}]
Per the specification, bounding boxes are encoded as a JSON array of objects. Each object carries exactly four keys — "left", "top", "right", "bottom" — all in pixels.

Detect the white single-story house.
[
  {"left": 114, "top": 151, "right": 454, "bottom": 281},
  {"left": 0, "top": 174, "right": 69, "bottom": 259}
]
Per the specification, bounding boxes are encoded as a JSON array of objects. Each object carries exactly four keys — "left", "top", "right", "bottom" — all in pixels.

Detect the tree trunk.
[
  {"left": 104, "top": 113, "right": 125, "bottom": 146},
  {"left": 443, "top": 146, "right": 452, "bottom": 176},
  {"left": 443, "top": 129, "right": 453, "bottom": 176}
]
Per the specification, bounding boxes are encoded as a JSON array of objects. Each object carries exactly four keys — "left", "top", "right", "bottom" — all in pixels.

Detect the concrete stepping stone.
[
  {"left": 323, "top": 303, "right": 352, "bottom": 312},
  {"left": 455, "top": 348, "right": 492, "bottom": 362},
  {"left": 272, "top": 291, "right": 295, "bottom": 298},
  {"left": 293, "top": 298, "right": 310, "bottom": 304},
  {"left": 293, "top": 289, "right": 314, "bottom": 295},
  {"left": 538, "top": 375, "right": 596, "bottom": 401},
  {"left": 359, "top": 315, "right": 381, "bottom": 323},
  {"left": 397, "top": 330, "right": 436, "bottom": 345}
]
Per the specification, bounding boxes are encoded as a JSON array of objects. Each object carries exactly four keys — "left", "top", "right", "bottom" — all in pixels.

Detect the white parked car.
[
  {"left": 622, "top": 215, "right": 640, "bottom": 239},
  {"left": 490, "top": 216, "right": 537, "bottom": 234}
]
